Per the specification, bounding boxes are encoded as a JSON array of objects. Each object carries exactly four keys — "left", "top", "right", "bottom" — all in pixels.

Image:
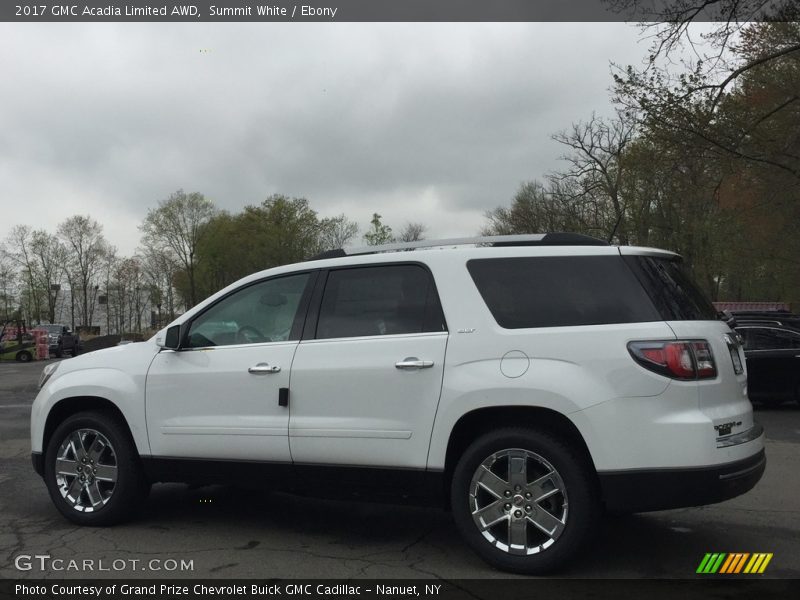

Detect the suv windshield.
[{"left": 623, "top": 255, "right": 717, "bottom": 321}]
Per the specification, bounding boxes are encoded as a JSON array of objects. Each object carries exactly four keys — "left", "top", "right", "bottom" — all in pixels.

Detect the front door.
[{"left": 145, "top": 272, "right": 313, "bottom": 461}]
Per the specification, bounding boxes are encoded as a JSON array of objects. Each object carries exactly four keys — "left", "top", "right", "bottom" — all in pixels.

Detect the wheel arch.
[
  {"left": 443, "top": 406, "right": 598, "bottom": 492},
  {"left": 42, "top": 396, "right": 134, "bottom": 457}
]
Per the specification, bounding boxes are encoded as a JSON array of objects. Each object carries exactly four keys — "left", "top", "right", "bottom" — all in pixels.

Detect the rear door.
[{"left": 288, "top": 264, "right": 448, "bottom": 468}]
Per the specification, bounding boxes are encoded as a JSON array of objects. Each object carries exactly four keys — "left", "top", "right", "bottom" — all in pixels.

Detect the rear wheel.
[
  {"left": 451, "top": 427, "right": 599, "bottom": 574},
  {"left": 44, "top": 411, "right": 149, "bottom": 525}
]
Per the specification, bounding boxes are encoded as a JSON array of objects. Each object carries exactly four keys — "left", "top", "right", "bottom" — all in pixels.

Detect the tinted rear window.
[
  {"left": 624, "top": 256, "right": 717, "bottom": 320},
  {"left": 467, "top": 256, "right": 660, "bottom": 329}
]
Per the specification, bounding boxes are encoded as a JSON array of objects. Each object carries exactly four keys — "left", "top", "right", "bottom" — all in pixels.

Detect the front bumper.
[{"left": 599, "top": 447, "right": 766, "bottom": 513}]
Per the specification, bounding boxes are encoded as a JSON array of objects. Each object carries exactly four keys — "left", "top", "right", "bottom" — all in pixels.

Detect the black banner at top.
[{"left": 1, "top": 0, "right": 796, "bottom": 23}]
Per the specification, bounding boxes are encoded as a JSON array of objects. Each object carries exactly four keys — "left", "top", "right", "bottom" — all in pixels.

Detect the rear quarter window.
[
  {"left": 467, "top": 256, "right": 660, "bottom": 329},
  {"left": 623, "top": 255, "right": 717, "bottom": 320}
]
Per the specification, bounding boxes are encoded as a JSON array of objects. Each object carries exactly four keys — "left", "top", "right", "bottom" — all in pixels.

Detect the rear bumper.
[{"left": 599, "top": 448, "right": 766, "bottom": 513}]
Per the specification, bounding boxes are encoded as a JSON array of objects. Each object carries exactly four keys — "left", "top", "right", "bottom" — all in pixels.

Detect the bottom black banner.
[{"left": 1, "top": 579, "right": 798, "bottom": 600}]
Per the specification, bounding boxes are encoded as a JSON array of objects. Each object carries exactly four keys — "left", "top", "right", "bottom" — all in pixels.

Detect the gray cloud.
[{"left": 1, "top": 22, "right": 665, "bottom": 254}]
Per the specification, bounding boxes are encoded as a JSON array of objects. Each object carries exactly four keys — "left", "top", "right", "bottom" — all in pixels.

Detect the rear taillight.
[{"left": 628, "top": 340, "right": 717, "bottom": 380}]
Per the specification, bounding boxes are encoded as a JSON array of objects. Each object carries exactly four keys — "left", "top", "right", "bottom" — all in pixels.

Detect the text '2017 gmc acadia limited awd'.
[{"left": 31, "top": 233, "right": 765, "bottom": 574}]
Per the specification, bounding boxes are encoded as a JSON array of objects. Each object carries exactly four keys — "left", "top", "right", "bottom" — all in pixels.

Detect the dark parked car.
[
  {"left": 736, "top": 324, "right": 800, "bottom": 406},
  {"left": 39, "top": 324, "right": 82, "bottom": 358},
  {"left": 732, "top": 310, "right": 800, "bottom": 329}
]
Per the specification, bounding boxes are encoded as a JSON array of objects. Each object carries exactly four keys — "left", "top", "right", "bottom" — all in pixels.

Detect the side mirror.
[{"left": 156, "top": 324, "right": 185, "bottom": 350}]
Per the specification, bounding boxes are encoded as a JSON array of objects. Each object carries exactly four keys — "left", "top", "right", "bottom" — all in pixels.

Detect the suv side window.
[
  {"left": 187, "top": 273, "right": 311, "bottom": 348},
  {"left": 315, "top": 265, "right": 446, "bottom": 339},
  {"left": 467, "top": 256, "right": 660, "bottom": 329},
  {"left": 741, "top": 327, "right": 800, "bottom": 350}
]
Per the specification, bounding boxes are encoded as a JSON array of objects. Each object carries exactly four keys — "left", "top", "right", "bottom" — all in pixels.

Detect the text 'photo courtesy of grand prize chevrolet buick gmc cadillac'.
[{"left": 30, "top": 233, "right": 765, "bottom": 574}]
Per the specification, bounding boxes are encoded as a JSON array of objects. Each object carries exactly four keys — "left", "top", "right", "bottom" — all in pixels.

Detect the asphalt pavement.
[{"left": 1, "top": 359, "right": 798, "bottom": 579}]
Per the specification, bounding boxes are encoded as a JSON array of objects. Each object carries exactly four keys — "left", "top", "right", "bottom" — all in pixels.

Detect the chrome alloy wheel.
[
  {"left": 469, "top": 448, "right": 568, "bottom": 555},
  {"left": 54, "top": 429, "right": 118, "bottom": 512}
]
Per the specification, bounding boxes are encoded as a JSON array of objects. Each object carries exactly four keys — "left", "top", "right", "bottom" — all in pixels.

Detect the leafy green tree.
[
  {"left": 363, "top": 213, "right": 394, "bottom": 245},
  {"left": 194, "top": 195, "right": 332, "bottom": 298},
  {"left": 140, "top": 190, "right": 216, "bottom": 308}
]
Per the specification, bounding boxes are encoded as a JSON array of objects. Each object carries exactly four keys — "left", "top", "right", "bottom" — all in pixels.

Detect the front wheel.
[
  {"left": 44, "top": 411, "right": 149, "bottom": 525},
  {"left": 17, "top": 351, "right": 32, "bottom": 362},
  {"left": 450, "top": 428, "right": 600, "bottom": 574}
]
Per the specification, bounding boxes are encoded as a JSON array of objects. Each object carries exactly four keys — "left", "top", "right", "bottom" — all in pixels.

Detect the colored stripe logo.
[{"left": 697, "top": 553, "right": 773, "bottom": 574}]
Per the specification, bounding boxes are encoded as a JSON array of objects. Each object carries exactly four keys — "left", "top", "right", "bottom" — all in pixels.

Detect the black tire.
[
  {"left": 17, "top": 351, "right": 32, "bottom": 362},
  {"left": 44, "top": 411, "right": 149, "bottom": 526},
  {"left": 450, "top": 427, "right": 600, "bottom": 574}
]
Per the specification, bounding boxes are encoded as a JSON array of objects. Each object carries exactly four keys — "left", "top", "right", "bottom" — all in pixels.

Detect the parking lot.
[{"left": 1, "top": 360, "right": 798, "bottom": 579}]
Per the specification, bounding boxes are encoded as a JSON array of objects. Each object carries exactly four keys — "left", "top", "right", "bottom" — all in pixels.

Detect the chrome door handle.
[
  {"left": 248, "top": 363, "right": 281, "bottom": 374},
  {"left": 395, "top": 357, "right": 434, "bottom": 370}
]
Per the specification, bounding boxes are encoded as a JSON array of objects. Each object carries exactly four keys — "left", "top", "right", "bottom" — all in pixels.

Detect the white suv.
[{"left": 31, "top": 233, "right": 765, "bottom": 573}]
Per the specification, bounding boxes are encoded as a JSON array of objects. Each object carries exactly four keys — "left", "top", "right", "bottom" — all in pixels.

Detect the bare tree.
[
  {"left": 483, "top": 179, "right": 602, "bottom": 237},
  {"left": 0, "top": 247, "right": 18, "bottom": 320},
  {"left": 5, "top": 225, "right": 43, "bottom": 323},
  {"left": 100, "top": 247, "right": 118, "bottom": 335},
  {"left": 30, "top": 230, "right": 67, "bottom": 324},
  {"left": 552, "top": 112, "right": 637, "bottom": 243},
  {"left": 318, "top": 214, "right": 359, "bottom": 250},
  {"left": 140, "top": 190, "right": 216, "bottom": 308},
  {"left": 139, "top": 245, "right": 179, "bottom": 326},
  {"left": 397, "top": 222, "right": 427, "bottom": 242},
  {"left": 606, "top": 0, "right": 798, "bottom": 71},
  {"left": 58, "top": 215, "right": 108, "bottom": 328}
]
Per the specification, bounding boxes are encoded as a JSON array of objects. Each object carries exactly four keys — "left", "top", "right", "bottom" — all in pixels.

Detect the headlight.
[{"left": 39, "top": 361, "right": 61, "bottom": 389}]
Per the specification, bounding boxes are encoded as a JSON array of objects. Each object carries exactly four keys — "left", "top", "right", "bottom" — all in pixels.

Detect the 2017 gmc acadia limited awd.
[{"left": 31, "top": 233, "right": 765, "bottom": 574}]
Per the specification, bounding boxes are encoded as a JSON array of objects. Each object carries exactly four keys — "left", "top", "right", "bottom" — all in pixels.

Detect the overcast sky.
[{"left": 1, "top": 23, "right": 673, "bottom": 255}]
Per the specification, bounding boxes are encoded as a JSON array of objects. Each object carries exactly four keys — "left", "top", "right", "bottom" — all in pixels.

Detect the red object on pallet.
[{"left": 31, "top": 329, "right": 49, "bottom": 360}]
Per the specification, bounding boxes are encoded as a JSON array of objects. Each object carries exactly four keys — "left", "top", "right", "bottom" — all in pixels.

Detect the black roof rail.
[
  {"left": 306, "top": 248, "right": 347, "bottom": 261},
  {"left": 492, "top": 232, "right": 608, "bottom": 247}
]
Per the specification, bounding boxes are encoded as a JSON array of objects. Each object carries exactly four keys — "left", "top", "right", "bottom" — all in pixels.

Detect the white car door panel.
[
  {"left": 289, "top": 333, "right": 447, "bottom": 467},
  {"left": 146, "top": 343, "right": 295, "bottom": 460},
  {"left": 145, "top": 272, "right": 312, "bottom": 462},
  {"left": 287, "top": 264, "right": 448, "bottom": 469}
]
